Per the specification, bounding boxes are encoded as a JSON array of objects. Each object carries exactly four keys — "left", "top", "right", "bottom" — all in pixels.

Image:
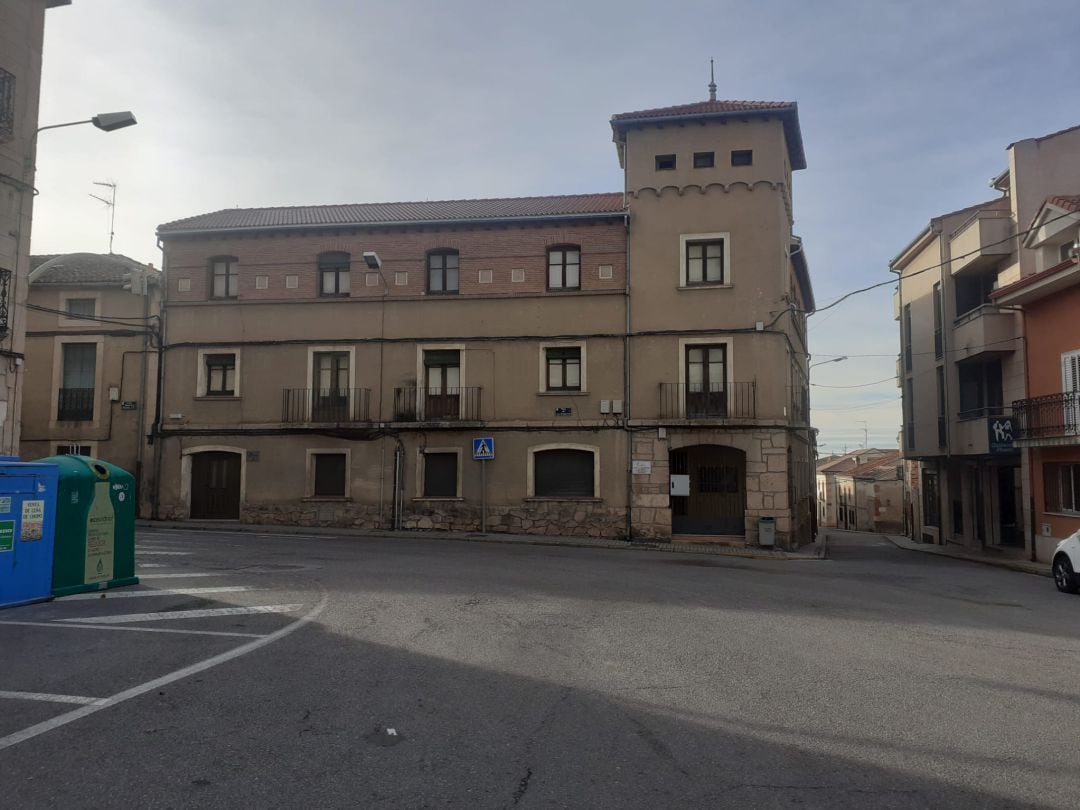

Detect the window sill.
[
  {"left": 525, "top": 497, "right": 601, "bottom": 503},
  {"left": 677, "top": 283, "right": 732, "bottom": 291},
  {"left": 195, "top": 395, "right": 241, "bottom": 401},
  {"left": 537, "top": 391, "right": 588, "bottom": 397},
  {"left": 412, "top": 497, "right": 464, "bottom": 502},
  {"left": 302, "top": 496, "right": 351, "bottom": 502},
  {"left": 1044, "top": 511, "right": 1080, "bottom": 519}
]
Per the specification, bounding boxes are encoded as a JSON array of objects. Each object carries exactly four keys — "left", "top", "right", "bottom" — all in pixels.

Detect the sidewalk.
[
  {"left": 878, "top": 532, "right": 1050, "bottom": 577},
  {"left": 136, "top": 519, "right": 826, "bottom": 561}
]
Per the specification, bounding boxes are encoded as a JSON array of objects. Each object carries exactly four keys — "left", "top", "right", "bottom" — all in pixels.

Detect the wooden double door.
[{"left": 190, "top": 452, "right": 241, "bottom": 519}]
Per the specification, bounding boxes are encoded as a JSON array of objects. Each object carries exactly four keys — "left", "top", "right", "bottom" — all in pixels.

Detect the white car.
[{"left": 1053, "top": 530, "right": 1080, "bottom": 594}]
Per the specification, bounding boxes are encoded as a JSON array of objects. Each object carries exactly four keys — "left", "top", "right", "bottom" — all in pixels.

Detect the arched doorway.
[
  {"left": 189, "top": 451, "right": 242, "bottom": 519},
  {"left": 670, "top": 445, "right": 746, "bottom": 535}
]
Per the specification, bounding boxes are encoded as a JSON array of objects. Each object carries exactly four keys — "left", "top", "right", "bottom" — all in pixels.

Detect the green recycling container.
[{"left": 42, "top": 456, "right": 139, "bottom": 597}]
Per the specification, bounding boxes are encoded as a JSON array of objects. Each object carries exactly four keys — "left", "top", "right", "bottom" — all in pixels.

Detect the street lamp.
[
  {"left": 36, "top": 110, "right": 137, "bottom": 136},
  {"left": 809, "top": 356, "right": 848, "bottom": 369}
]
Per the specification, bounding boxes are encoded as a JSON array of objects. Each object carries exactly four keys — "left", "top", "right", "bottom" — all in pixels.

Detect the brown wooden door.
[
  {"left": 425, "top": 351, "right": 461, "bottom": 419},
  {"left": 190, "top": 452, "right": 241, "bottom": 519}
]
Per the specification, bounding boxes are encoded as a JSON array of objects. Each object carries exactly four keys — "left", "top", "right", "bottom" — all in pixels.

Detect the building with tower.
[{"left": 150, "top": 87, "right": 815, "bottom": 547}]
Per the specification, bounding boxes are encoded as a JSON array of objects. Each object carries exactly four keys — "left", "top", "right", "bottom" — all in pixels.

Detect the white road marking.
[
  {"left": 138, "top": 572, "right": 222, "bottom": 579},
  {"left": 140, "top": 528, "right": 327, "bottom": 540},
  {"left": 137, "top": 563, "right": 168, "bottom": 569},
  {"left": 0, "top": 595, "right": 328, "bottom": 751},
  {"left": 135, "top": 551, "right": 192, "bottom": 556},
  {"left": 60, "top": 586, "right": 261, "bottom": 600},
  {"left": 62, "top": 604, "right": 302, "bottom": 625},
  {"left": 0, "top": 690, "right": 105, "bottom": 706},
  {"left": 0, "top": 619, "right": 264, "bottom": 638}
]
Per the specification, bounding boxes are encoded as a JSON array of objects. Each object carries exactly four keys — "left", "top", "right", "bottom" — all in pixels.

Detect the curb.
[
  {"left": 879, "top": 533, "right": 1050, "bottom": 577},
  {"left": 136, "top": 520, "right": 825, "bottom": 562}
]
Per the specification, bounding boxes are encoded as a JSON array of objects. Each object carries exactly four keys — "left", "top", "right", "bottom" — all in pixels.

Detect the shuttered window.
[
  {"left": 423, "top": 452, "right": 458, "bottom": 497},
  {"left": 534, "top": 449, "right": 594, "bottom": 498},
  {"left": 313, "top": 453, "right": 347, "bottom": 497}
]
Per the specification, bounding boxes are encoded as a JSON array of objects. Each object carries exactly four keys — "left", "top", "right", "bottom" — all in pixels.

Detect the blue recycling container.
[{"left": 0, "top": 459, "right": 59, "bottom": 609}]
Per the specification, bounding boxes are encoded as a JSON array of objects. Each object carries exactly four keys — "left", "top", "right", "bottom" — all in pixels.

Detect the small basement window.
[
  {"left": 655, "top": 154, "right": 676, "bottom": 171},
  {"left": 731, "top": 150, "right": 753, "bottom": 166}
]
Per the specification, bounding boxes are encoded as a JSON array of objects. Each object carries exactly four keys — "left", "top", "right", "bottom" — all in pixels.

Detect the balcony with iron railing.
[
  {"left": 658, "top": 382, "right": 757, "bottom": 420},
  {"left": 1012, "top": 392, "right": 1080, "bottom": 442},
  {"left": 57, "top": 388, "right": 95, "bottom": 422},
  {"left": 281, "top": 388, "right": 371, "bottom": 423},
  {"left": 393, "top": 387, "right": 482, "bottom": 422}
]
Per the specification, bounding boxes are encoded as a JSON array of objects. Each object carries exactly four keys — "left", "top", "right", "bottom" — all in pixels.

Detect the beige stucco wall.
[
  {"left": 0, "top": 0, "right": 55, "bottom": 455},
  {"left": 22, "top": 281, "right": 159, "bottom": 511}
]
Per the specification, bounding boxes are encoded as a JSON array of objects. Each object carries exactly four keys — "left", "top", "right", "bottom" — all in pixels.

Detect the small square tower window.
[
  {"left": 655, "top": 154, "right": 676, "bottom": 171},
  {"left": 693, "top": 152, "right": 715, "bottom": 169},
  {"left": 731, "top": 150, "right": 753, "bottom": 166}
]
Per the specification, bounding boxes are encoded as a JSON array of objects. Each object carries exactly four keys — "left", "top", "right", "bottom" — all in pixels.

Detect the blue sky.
[{"left": 29, "top": 0, "right": 1080, "bottom": 452}]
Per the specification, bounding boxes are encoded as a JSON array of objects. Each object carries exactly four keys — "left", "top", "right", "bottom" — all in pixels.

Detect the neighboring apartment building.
[
  {"left": 150, "top": 94, "right": 816, "bottom": 547},
  {"left": 815, "top": 448, "right": 892, "bottom": 529},
  {"left": 832, "top": 451, "right": 903, "bottom": 534},
  {"left": 994, "top": 195, "right": 1080, "bottom": 561},
  {"left": 21, "top": 253, "right": 159, "bottom": 490},
  {"left": 0, "top": 0, "right": 71, "bottom": 455},
  {"left": 892, "top": 123, "right": 1080, "bottom": 558}
]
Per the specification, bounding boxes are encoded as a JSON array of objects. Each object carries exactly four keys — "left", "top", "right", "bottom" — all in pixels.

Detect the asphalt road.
[{"left": 1, "top": 527, "right": 1078, "bottom": 808}]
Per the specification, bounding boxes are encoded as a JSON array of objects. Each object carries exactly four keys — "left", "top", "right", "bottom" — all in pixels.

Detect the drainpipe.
[
  {"left": 622, "top": 141, "right": 633, "bottom": 542},
  {"left": 150, "top": 238, "right": 169, "bottom": 520}
]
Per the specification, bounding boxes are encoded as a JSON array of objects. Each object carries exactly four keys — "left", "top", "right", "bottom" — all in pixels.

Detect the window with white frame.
[
  {"left": 533, "top": 447, "right": 595, "bottom": 498},
  {"left": 680, "top": 233, "right": 729, "bottom": 287},
  {"left": 204, "top": 353, "right": 236, "bottom": 396},
  {"left": 66, "top": 298, "right": 96, "bottom": 318}
]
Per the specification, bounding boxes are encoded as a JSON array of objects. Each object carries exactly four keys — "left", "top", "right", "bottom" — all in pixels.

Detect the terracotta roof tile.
[
  {"left": 848, "top": 451, "right": 901, "bottom": 479},
  {"left": 158, "top": 192, "right": 626, "bottom": 236},
  {"left": 1047, "top": 195, "right": 1080, "bottom": 213},
  {"left": 610, "top": 99, "right": 795, "bottom": 121},
  {"left": 609, "top": 98, "right": 806, "bottom": 170},
  {"left": 29, "top": 253, "right": 157, "bottom": 285}
]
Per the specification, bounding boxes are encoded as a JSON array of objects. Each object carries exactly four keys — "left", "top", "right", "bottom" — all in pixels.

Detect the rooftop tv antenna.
[{"left": 89, "top": 180, "right": 117, "bottom": 254}]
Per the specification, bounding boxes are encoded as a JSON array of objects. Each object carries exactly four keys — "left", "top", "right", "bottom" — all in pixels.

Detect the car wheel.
[{"left": 1053, "top": 555, "right": 1080, "bottom": 594}]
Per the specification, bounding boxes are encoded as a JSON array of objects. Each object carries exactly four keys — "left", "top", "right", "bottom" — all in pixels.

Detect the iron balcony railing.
[
  {"left": 1012, "top": 392, "right": 1080, "bottom": 440},
  {"left": 281, "top": 388, "right": 371, "bottom": 423},
  {"left": 394, "top": 387, "right": 482, "bottom": 422},
  {"left": 57, "top": 388, "right": 94, "bottom": 422},
  {"left": 658, "top": 382, "right": 756, "bottom": 420}
]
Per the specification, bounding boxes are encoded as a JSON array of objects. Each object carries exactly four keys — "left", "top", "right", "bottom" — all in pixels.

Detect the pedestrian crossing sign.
[{"left": 472, "top": 437, "right": 495, "bottom": 460}]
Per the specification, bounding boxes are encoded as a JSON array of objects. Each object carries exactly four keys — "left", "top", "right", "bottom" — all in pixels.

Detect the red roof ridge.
[
  {"left": 610, "top": 99, "right": 796, "bottom": 121},
  {"left": 992, "top": 256, "right": 1080, "bottom": 299}
]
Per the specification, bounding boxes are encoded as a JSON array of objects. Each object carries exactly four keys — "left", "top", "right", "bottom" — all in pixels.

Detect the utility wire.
[
  {"left": 812, "top": 376, "right": 896, "bottom": 389},
  {"left": 807, "top": 208, "right": 1079, "bottom": 316},
  {"left": 22, "top": 302, "right": 159, "bottom": 330}
]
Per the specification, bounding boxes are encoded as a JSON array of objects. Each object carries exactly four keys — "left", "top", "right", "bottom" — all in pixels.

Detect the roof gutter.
[
  {"left": 157, "top": 210, "right": 628, "bottom": 240},
  {"left": 889, "top": 222, "right": 939, "bottom": 274}
]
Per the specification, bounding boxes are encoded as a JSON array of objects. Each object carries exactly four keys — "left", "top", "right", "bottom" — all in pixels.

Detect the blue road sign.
[{"left": 472, "top": 437, "right": 495, "bottom": 461}]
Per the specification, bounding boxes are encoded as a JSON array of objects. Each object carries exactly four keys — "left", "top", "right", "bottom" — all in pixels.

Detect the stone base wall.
[
  {"left": 160, "top": 497, "right": 626, "bottom": 539},
  {"left": 242, "top": 502, "right": 387, "bottom": 529},
  {"left": 402, "top": 500, "right": 626, "bottom": 538}
]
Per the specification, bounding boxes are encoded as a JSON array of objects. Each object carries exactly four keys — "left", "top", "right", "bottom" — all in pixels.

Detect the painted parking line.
[
  {"left": 0, "top": 619, "right": 264, "bottom": 638},
  {"left": 135, "top": 551, "right": 193, "bottom": 556},
  {"left": 62, "top": 604, "right": 303, "bottom": 625},
  {"left": 0, "top": 595, "right": 327, "bottom": 752},
  {"left": 137, "top": 563, "right": 169, "bottom": 569},
  {"left": 60, "top": 586, "right": 262, "bottom": 601},
  {"left": 0, "top": 690, "right": 105, "bottom": 706},
  {"left": 138, "top": 572, "right": 223, "bottom": 579}
]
